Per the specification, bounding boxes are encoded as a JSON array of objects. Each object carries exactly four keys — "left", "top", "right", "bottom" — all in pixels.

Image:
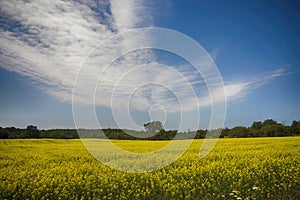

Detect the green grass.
[{"left": 1, "top": 137, "right": 299, "bottom": 199}]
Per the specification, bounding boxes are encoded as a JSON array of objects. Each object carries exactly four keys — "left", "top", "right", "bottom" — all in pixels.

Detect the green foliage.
[
  {"left": 24, "top": 125, "right": 40, "bottom": 138},
  {"left": 251, "top": 121, "right": 263, "bottom": 130},
  {"left": 262, "top": 119, "right": 278, "bottom": 126},
  {"left": 261, "top": 124, "right": 288, "bottom": 137},
  {"left": 0, "top": 119, "right": 299, "bottom": 139},
  {"left": 291, "top": 120, "right": 300, "bottom": 135},
  {"left": 228, "top": 126, "right": 249, "bottom": 138},
  {"left": 196, "top": 129, "right": 207, "bottom": 138},
  {"left": 144, "top": 121, "right": 164, "bottom": 133}
]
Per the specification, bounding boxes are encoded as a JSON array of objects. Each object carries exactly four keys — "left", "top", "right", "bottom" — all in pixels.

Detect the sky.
[{"left": 0, "top": 0, "right": 300, "bottom": 130}]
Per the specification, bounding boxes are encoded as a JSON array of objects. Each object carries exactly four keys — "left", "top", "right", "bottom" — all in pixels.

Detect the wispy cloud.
[
  {"left": 0, "top": 0, "right": 286, "bottom": 114},
  {"left": 223, "top": 67, "right": 287, "bottom": 102},
  {"left": 209, "top": 48, "right": 221, "bottom": 61}
]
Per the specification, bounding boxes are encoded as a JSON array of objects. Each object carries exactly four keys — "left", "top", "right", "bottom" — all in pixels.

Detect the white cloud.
[
  {"left": 0, "top": 0, "right": 286, "bottom": 116},
  {"left": 222, "top": 67, "right": 287, "bottom": 103}
]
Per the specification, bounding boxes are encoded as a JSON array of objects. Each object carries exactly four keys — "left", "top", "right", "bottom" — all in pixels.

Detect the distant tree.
[
  {"left": 262, "top": 119, "right": 278, "bottom": 127},
  {"left": 7, "top": 127, "right": 19, "bottom": 138},
  {"left": 148, "top": 129, "right": 176, "bottom": 140},
  {"left": 251, "top": 121, "right": 263, "bottom": 130},
  {"left": 249, "top": 121, "right": 263, "bottom": 137},
  {"left": 0, "top": 118, "right": 299, "bottom": 139},
  {"left": 261, "top": 124, "right": 286, "bottom": 137},
  {"left": 291, "top": 120, "right": 300, "bottom": 135},
  {"left": 207, "top": 128, "right": 223, "bottom": 138},
  {"left": 0, "top": 127, "right": 8, "bottom": 139},
  {"left": 144, "top": 121, "right": 164, "bottom": 133},
  {"left": 24, "top": 125, "right": 40, "bottom": 138},
  {"left": 229, "top": 126, "right": 249, "bottom": 138},
  {"left": 196, "top": 129, "right": 207, "bottom": 138},
  {"left": 220, "top": 127, "right": 229, "bottom": 138}
]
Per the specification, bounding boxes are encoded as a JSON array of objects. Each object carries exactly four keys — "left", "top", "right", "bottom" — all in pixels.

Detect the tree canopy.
[
  {"left": 0, "top": 119, "right": 299, "bottom": 140},
  {"left": 144, "top": 121, "right": 164, "bottom": 133}
]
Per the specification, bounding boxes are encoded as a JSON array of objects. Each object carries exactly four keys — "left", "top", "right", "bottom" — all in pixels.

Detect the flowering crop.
[{"left": 1, "top": 137, "right": 299, "bottom": 199}]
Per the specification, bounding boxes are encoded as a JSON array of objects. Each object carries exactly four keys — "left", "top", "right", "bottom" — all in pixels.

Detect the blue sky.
[{"left": 0, "top": 0, "right": 299, "bottom": 130}]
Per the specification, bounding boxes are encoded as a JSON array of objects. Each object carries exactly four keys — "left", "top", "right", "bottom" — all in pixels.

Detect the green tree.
[
  {"left": 251, "top": 121, "right": 263, "bottom": 130},
  {"left": 144, "top": 121, "right": 164, "bottom": 133},
  {"left": 291, "top": 120, "right": 300, "bottom": 135},
  {"left": 262, "top": 119, "right": 278, "bottom": 127},
  {"left": 0, "top": 127, "right": 8, "bottom": 139},
  {"left": 261, "top": 124, "right": 287, "bottom": 137},
  {"left": 7, "top": 127, "right": 19, "bottom": 138},
  {"left": 24, "top": 125, "right": 40, "bottom": 138},
  {"left": 196, "top": 129, "right": 207, "bottom": 138},
  {"left": 249, "top": 121, "right": 263, "bottom": 137},
  {"left": 229, "top": 126, "right": 249, "bottom": 138}
]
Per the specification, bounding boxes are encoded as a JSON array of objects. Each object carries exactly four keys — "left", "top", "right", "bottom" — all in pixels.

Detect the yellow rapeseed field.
[{"left": 1, "top": 137, "right": 299, "bottom": 199}]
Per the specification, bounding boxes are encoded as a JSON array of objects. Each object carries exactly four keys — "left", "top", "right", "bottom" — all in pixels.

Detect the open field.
[{"left": 1, "top": 137, "right": 299, "bottom": 199}]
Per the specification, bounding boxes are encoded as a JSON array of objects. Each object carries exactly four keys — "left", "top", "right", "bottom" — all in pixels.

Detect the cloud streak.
[{"left": 0, "top": 0, "right": 286, "bottom": 114}]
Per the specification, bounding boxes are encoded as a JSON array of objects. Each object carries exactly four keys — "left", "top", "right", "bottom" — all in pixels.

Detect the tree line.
[{"left": 0, "top": 119, "right": 299, "bottom": 140}]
